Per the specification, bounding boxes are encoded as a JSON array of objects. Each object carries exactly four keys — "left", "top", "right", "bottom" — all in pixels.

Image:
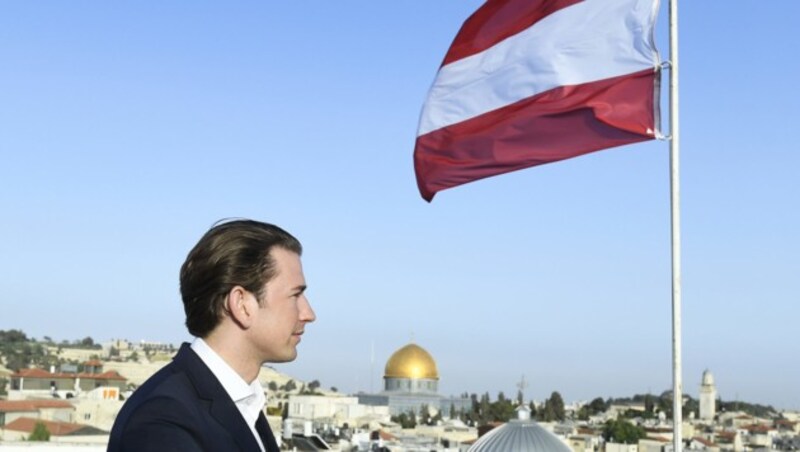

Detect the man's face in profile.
[{"left": 246, "top": 247, "right": 315, "bottom": 363}]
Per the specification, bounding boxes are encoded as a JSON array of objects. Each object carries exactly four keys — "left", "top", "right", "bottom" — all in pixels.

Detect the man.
[{"left": 108, "top": 219, "right": 316, "bottom": 451}]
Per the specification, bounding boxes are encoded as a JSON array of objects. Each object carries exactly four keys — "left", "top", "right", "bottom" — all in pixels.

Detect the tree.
[
  {"left": 80, "top": 336, "right": 95, "bottom": 348},
  {"left": 589, "top": 397, "right": 607, "bottom": 415},
  {"left": 479, "top": 392, "right": 491, "bottom": 424},
  {"left": 541, "top": 391, "right": 565, "bottom": 422},
  {"left": 308, "top": 379, "right": 321, "bottom": 391},
  {"left": 603, "top": 418, "right": 646, "bottom": 444},
  {"left": 0, "top": 377, "right": 7, "bottom": 396},
  {"left": 577, "top": 406, "right": 590, "bottom": 421},
  {"left": 0, "top": 329, "right": 28, "bottom": 343},
  {"left": 489, "top": 394, "right": 516, "bottom": 422},
  {"left": 540, "top": 401, "right": 556, "bottom": 422},
  {"left": 28, "top": 422, "right": 51, "bottom": 441},
  {"left": 267, "top": 381, "right": 278, "bottom": 392},
  {"left": 419, "top": 404, "right": 431, "bottom": 425},
  {"left": 282, "top": 380, "right": 297, "bottom": 392},
  {"left": 392, "top": 411, "right": 417, "bottom": 429},
  {"left": 643, "top": 394, "right": 655, "bottom": 418}
]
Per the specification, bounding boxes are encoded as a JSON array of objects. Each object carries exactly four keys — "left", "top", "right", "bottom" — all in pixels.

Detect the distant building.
[
  {"left": 287, "top": 394, "right": 389, "bottom": 424},
  {"left": 0, "top": 399, "right": 75, "bottom": 425},
  {"left": 137, "top": 340, "right": 174, "bottom": 352},
  {"left": 357, "top": 342, "right": 470, "bottom": 418},
  {"left": 699, "top": 369, "right": 717, "bottom": 421},
  {"left": 8, "top": 363, "right": 126, "bottom": 400},
  {"left": 0, "top": 417, "right": 107, "bottom": 443}
]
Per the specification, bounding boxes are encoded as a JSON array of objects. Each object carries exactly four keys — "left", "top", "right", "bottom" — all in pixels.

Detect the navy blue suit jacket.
[{"left": 108, "top": 343, "right": 279, "bottom": 452}]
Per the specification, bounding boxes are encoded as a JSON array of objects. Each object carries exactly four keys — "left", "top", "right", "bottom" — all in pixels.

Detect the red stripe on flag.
[
  {"left": 414, "top": 69, "right": 657, "bottom": 201},
  {"left": 442, "top": 0, "right": 583, "bottom": 66}
]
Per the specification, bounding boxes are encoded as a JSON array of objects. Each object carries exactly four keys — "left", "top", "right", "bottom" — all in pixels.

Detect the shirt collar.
[{"left": 191, "top": 337, "right": 262, "bottom": 404}]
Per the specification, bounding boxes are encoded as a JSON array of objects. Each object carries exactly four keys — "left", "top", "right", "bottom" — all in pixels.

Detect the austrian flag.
[{"left": 414, "top": 0, "right": 661, "bottom": 201}]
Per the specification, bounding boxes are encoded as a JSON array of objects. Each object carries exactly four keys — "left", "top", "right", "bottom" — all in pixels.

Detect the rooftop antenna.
[
  {"left": 370, "top": 340, "right": 375, "bottom": 394},
  {"left": 516, "top": 374, "right": 529, "bottom": 405}
]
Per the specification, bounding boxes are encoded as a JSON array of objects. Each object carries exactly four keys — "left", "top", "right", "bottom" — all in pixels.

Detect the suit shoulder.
[
  {"left": 109, "top": 361, "right": 206, "bottom": 449},
  {"left": 108, "top": 393, "right": 206, "bottom": 451}
]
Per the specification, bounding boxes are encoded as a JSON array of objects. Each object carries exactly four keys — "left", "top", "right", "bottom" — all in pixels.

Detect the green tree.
[
  {"left": 589, "top": 397, "right": 607, "bottom": 415},
  {"left": 489, "top": 396, "right": 516, "bottom": 422},
  {"left": 29, "top": 422, "right": 51, "bottom": 441},
  {"left": 392, "top": 411, "right": 417, "bottom": 429},
  {"left": 0, "top": 377, "right": 8, "bottom": 396},
  {"left": 479, "top": 392, "right": 491, "bottom": 424},
  {"left": 643, "top": 394, "right": 655, "bottom": 418},
  {"left": 308, "top": 379, "right": 321, "bottom": 391},
  {"left": 267, "top": 381, "right": 278, "bottom": 392},
  {"left": 419, "top": 404, "right": 431, "bottom": 425},
  {"left": 540, "top": 401, "right": 556, "bottom": 422},
  {"left": 0, "top": 329, "right": 28, "bottom": 343},
  {"left": 541, "top": 391, "right": 565, "bottom": 422},
  {"left": 683, "top": 397, "right": 699, "bottom": 418},
  {"left": 603, "top": 418, "right": 646, "bottom": 444}
]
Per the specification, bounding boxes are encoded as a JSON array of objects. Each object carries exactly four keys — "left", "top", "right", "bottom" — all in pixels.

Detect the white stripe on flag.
[{"left": 418, "top": 0, "right": 659, "bottom": 136}]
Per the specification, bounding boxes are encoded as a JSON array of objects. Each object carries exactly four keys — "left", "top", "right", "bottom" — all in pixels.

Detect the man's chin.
[{"left": 264, "top": 350, "right": 298, "bottom": 364}]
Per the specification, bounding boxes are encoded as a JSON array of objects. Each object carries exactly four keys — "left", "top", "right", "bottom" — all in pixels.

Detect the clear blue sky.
[{"left": 2, "top": 2, "right": 798, "bottom": 410}]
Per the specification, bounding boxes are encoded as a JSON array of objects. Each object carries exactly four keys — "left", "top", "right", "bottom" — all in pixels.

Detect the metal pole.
[{"left": 669, "top": 0, "right": 683, "bottom": 450}]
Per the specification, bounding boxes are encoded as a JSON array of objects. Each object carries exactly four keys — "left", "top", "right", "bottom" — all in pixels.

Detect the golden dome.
[{"left": 384, "top": 343, "right": 439, "bottom": 380}]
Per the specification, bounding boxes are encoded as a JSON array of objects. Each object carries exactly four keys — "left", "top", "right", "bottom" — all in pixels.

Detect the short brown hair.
[{"left": 179, "top": 219, "right": 302, "bottom": 337}]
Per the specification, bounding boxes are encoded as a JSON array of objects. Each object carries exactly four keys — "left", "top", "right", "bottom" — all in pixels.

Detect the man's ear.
[{"left": 225, "top": 286, "right": 256, "bottom": 329}]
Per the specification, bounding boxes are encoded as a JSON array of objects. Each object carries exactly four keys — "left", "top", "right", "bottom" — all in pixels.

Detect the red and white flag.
[{"left": 414, "top": 0, "right": 661, "bottom": 201}]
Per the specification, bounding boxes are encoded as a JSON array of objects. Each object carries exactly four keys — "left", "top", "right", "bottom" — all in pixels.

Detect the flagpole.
[{"left": 669, "top": 0, "right": 683, "bottom": 451}]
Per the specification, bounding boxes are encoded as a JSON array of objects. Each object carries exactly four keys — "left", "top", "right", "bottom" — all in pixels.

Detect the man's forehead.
[
  {"left": 268, "top": 247, "right": 304, "bottom": 282},
  {"left": 270, "top": 247, "right": 302, "bottom": 266}
]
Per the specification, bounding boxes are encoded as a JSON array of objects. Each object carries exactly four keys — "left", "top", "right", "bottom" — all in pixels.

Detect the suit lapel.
[
  {"left": 173, "top": 344, "right": 264, "bottom": 452},
  {"left": 256, "top": 412, "right": 280, "bottom": 452}
]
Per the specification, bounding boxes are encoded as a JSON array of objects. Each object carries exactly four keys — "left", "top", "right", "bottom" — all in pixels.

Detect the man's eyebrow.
[{"left": 293, "top": 285, "right": 307, "bottom": 294}]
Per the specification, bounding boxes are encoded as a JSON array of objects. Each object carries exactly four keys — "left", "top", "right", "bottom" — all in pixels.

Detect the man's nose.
[{"left": 300, "top": 296, "right": 316, "bottom": 323}]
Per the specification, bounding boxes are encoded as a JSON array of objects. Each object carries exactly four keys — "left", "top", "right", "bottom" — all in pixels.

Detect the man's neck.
[{"left": 202, "top": 331, "right": 261, "bottom": 383}]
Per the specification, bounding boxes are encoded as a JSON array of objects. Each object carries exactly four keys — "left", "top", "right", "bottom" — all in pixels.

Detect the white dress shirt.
[{"left": 191, "top": 338, "right": 266, "bottom": 452}]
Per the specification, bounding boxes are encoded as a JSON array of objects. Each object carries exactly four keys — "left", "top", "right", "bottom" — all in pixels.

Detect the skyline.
[
  {"left": 0, "top": 329, "right": 782, "bottom": 411},
  {"left": 1, "top": 2, "right": 798, "bottom": 410}
]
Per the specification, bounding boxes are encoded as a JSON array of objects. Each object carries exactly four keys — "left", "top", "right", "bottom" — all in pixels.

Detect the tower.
[{"left": 699, "top": 369, "right": 716, "bottom": 420}]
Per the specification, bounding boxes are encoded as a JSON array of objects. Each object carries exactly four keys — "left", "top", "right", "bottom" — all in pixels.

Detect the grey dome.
[{"left": 468, "top": 420, "right": 571, "bottom": 452}]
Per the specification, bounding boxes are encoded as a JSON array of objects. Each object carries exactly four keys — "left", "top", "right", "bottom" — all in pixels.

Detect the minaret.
[{"left": 699, "top": 369, "right": 717, "bottom": 420}]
